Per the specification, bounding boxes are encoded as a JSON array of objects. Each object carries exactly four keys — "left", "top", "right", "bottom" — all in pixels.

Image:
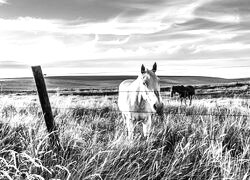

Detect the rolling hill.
[{"left": 0, "top": 76, "right": 249, "bottom": 92}]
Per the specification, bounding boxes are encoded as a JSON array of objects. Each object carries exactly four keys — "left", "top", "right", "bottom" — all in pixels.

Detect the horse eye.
[{"left": 143, "top": 81, "right": 148, "bottom": 87}]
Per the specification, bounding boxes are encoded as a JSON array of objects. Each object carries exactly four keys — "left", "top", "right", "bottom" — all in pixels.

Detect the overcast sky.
[{"left": 0, "top": 0, "right": 250, "bottom": 78}]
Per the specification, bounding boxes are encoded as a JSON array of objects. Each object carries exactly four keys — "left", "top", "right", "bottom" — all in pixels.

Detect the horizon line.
[{"left": 1, "top": 74, "right": 250, "bottom": 80}]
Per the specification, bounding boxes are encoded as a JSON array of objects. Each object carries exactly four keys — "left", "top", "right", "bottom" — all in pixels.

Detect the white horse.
[{"left": 118, "top": 62, "right": 163, "bottom": 139}]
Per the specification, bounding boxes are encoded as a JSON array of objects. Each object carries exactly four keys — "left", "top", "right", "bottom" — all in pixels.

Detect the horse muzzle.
[{"left": 153, "top": 103, "right": 164, "bottom": 115}]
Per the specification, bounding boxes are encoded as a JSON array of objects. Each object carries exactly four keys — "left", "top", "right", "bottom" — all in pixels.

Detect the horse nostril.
[
  {"left": 160, "top": 103, "right": 163, "bottom": 109},
  {"left": 153, "top": 104, "right": 157, "bottom": 110}
]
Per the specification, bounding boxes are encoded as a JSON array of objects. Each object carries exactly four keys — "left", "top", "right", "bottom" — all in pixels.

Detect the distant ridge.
[{"left": 0, "top": 75, "right": 249, "bottom": 91}]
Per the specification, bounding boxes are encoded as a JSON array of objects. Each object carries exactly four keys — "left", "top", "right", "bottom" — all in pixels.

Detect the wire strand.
[{"left": 4, "top": 105, "right": 250, "bottom": 117}]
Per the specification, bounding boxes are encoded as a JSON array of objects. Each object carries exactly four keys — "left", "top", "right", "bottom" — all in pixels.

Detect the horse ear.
[
  {"left": 141, "top": 64, "right": 146, "bottom": 74},
  {"left": 152, "top": 62, "right": 157, "bottom": 72}
]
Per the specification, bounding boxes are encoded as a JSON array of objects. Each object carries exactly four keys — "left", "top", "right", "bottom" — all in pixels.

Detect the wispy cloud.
[{"left": 0, "top": 0, "right": 7, "bottom": 5}]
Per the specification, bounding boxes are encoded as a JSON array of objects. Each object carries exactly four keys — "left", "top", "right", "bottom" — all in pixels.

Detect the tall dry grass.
[{"left": 0, "top": 94, "right": 250, "bottom": 179}]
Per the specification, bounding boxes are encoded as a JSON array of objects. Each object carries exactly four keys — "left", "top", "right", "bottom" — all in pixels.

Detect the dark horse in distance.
[{"left": 170, "top": 85, "right": 195, "bottom": 105}]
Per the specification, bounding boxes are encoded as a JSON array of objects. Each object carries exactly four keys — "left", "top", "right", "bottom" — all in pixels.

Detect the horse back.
[
  {"left": 186, "top": 86, "right": 195, "bottom": 95},
  {"left": 119, "top": 79, "right": 135, "bottom": 91}
]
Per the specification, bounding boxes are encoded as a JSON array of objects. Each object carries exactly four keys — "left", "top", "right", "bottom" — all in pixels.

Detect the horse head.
[
  {"left": 171, "top": 85, "right": 185, "bottom": 97},
  {"left": 139, "top": 62, "right": 163, "bottom": 115}
]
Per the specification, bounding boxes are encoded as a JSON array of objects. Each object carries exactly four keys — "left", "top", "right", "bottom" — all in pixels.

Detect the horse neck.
[
  {"left": 132, "top": 78, "right": 147, "bottom": 110},
  {"left": 133, "top": 77, "right": 143, "bottom": 93},
  {"left": 177, "top": 87, "right": 185, "bottom": 93}
]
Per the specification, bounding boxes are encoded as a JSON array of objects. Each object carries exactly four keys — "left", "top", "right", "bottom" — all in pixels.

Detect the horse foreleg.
[
  {"left": 142, "top": 116, "right": 152, "bottom": 138},
  {"left": 189, "top": 96, "right": 192, "bottom": 106},
  {"left": 126, "top": 118, "right": 134, "bottom": 140},
  {"left": 182, "top": 97, "right": 186, "bottom": 105}
]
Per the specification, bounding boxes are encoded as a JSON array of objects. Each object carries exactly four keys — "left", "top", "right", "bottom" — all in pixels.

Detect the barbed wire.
[
  {"left": 52, "top": 90, "right": 249, "bottom": 94},
  {"left": 54, "top": 107, "right": 250, "bottom": 117},
  {"left": 1, "top": 89, "right": 250, "bottom": 101}
]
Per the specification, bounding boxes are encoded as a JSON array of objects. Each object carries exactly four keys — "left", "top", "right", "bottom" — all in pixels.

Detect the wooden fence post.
[{"left": 31, "top": 66, "right": 61, "bottom": 151}]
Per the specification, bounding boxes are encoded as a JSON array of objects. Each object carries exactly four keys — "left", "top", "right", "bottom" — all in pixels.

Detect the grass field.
[{"left": 0, "top": 89, "right": 250, "bottom": 179}]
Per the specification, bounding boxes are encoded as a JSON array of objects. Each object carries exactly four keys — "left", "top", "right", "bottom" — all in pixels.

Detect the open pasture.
[{"left": 0, "top": 91, "right": 250, "bottom": 179}]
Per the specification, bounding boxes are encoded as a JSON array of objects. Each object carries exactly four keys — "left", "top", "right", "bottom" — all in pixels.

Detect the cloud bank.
[{"left": 0, "top": 0, "right": 250, "bottom": 78}]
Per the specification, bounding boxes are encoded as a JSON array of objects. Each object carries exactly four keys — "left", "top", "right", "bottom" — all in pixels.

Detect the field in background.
[
  {"left": 1, "top": 76, "right": 250, "bottom": 99},
  {"left": 0, "top": 76, "right": 250, "bottom": 179},
  {"left": 1, "top": 75, "right": 250, "bottom": 91}
]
